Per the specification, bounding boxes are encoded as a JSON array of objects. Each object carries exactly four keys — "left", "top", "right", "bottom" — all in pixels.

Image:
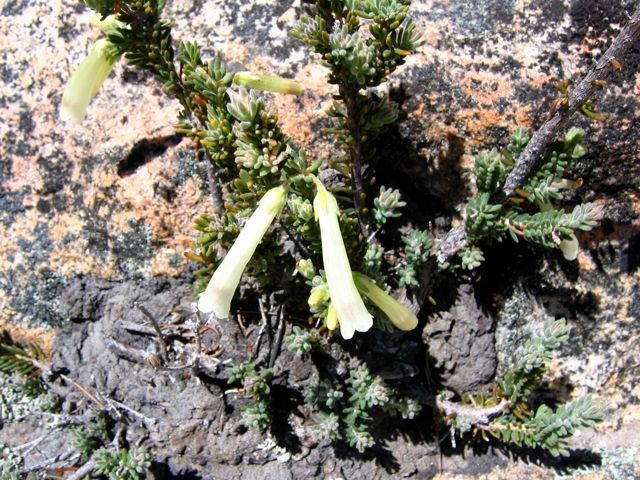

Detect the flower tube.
[
  {"left": 352, "top": 272, "right": 418, "bottom": 331},
  {"left": 313, "top": 178, "right": 372, "bottom": 339},
  {"left": 233, "top": 72, "right": 304, "bottom": 95},
  {"left": 198, "top": 186, "right": 286, "bottom": 317},
  {"left": 60, "top": 39, "right": 118, "bottom": 124}
]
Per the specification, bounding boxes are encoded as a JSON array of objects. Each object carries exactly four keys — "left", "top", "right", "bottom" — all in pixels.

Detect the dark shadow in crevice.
[
  {"left": 269, "top": 382, "right": 304, "bottom": 454},
  {"left": 149, "top": 462, "right": 203, "bottom": 479},
  {"left": 117, "top": 134, "right": 183, "bottom": 177}
]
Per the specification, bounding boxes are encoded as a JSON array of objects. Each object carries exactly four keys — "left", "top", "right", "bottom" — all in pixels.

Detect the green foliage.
[
  {"left": 0, "top": 331, "right": 46, "bottom": 376},
  {"left": 228, "top": 360, "right": 274, "bottom": 432},
  {"left": 445, "top": 319, "right": 603, "bottom": 456},
  {"left": 463, "top": 127, "right": 599, "bottom": 266},
  {"left": 304, "top": 364, "right": 421, "bottom": 452},
  {"left": 489, "top": 395, "right": 603, "bottom": 457},
  {"left": 69, "top": 426, "right": 103, "bottom": 463},
  {"left": 474, "top": 148, "right": 510, "bottom": 195},
  {"left": 71, "top": 0, "right": 604, "bottom": 459},
  {"left": 522, "top": 128, "right": 587, "bottom": 207},
  {"left": 0, "top": 445, "right": 23, "bottom": 480},
  {"left": 293, "top": 0, "right": 423, "bottom": 87},
  {"left": 500, "top": 319, "right": 570, "bottom": 403},
  {"left": 396, "top": 229, "right": 431, "bottom": 286},
  {"left": 465, "top": 192, "right": 502, "bottom": 242},
  {"left": 303, "top": 269, "right": 331, "bottom": 319},
  {"left": 363, "top": 244, "right": 385, "bottom": 283},
  {"left": 458, "top": 247, "right": 485, "bottom": 270},
  {"left": 286, "top": 326, "right": 328, "bottom": 356},
  {"left": 503, "top": 204, "right": 598, "bottom": 248},
  {"left": 69, "top": 411, "right": 113, "bottom": 464},
  {"left": 94, "top": 447, "right": 151, "bottom": 480},
  {"left": 372, "top": 186, "right": 405, "bottom": 228}
]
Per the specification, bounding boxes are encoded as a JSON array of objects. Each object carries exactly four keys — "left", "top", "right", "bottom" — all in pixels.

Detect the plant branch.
[
  {"left": 135, "top": 302, "right": 168, "bottom": 362},
  {"left": 340, "top": 84, "right": 373, "bottom": 238},
  {"left": 68, "top": 459, "right": 96, "bottom": 480},
  {"left": 503, "top": 5, "right": 640, "bottom": 197},
  {"left": 433, "top": 5, "right": 640, "bottom": 263},
  {"left": 434, "top": 395, "right": 511, "bottom": 425}
]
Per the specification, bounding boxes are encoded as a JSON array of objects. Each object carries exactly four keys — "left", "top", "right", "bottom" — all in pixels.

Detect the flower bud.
[
  {"left": 559, "top": 233, "right": 579, "bottom": 261},
  {"left": 307, "top": 285, "right": 329, "bottom": 309},
  {"left": 233, "top": 71, "right": 304, "bottom": 95},
  {"left": 296, "top": 259, "right": 316, "bottom": 279},
  {"left": 326, "top": 303, "right": 339, "bottom": 331},
  {"left": 352, "top": 272, "right": 418, "bottom": 331}
]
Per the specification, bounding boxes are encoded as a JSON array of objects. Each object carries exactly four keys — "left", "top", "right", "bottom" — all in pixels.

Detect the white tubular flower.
[
  {"left": 233, "top": 71, "right": 304, "bottom": 95},
  {"left": 313, "top": 178, "right": 372, "bottom": 339},
  {"left": 352, "top": 272, "right": 418, "bottom": 331},
  {"left": 198, "top": 186, "right": 287, "bottom": 317},
  {"left": 60, "top": 39, "right": 118, "bottom": 124}
]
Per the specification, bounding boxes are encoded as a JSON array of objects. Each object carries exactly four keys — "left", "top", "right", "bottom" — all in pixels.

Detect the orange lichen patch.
[
  {"left": 529, "top": 73, "right": 553, "bottom": 89},
  {"left": 460, "top": 71, "right": 514, "bottom": 106},
  {"left": 5, "top": 155, "right": 43, "bottom": 191},
  {"left": 412, "top": 102, "right": 426, "bottom": 119},
  {"left": 266, "top": 60, "right": 335, "bottom": 151},
  {"left": 49, "top": 213, "right": 86, "bottom": 242},
  {"left": 458, "top": 153, "right": 476, "bottom": 171},
  {"left": 576, "top": 249, "right": 597, "bottom": 271},
  {"left": 296, "top": 60, "right": 334, "bottom": 97},
  {"left": 149, "top": 250, "right": 185, "bottom": 278},
  {"left": 272, "top": 94, "right": 315, "bottom": 148},
  {"left": 455, "top": 108, "right": 507, "bottom": 144},
  {"left": 222, "top": 41, "right": 249, "bottom": 65},
  {"left": 514, "top": 104, "right": 533, "bottom": 128},
  {"left": 47, "top": 246, "right": 115, "bottom": 278},
  {"left": 421, "top": 24, "right": 440, "bottom": 47},
  {"left": 0, "top": 316, "right": 56, "bottom": 360},
  {"left": 6, "top": 208, "right": 41, "bottom": 246}
]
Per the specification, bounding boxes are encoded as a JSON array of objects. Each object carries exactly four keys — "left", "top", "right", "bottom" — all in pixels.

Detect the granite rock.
[{"left": 1, "top": 0, "right": 639, "bottom": 478}]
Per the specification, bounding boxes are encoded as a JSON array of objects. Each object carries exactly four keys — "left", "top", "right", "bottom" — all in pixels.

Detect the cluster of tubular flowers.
[{"left": 197, "top": 178, "right": 418, "bottom": 340}]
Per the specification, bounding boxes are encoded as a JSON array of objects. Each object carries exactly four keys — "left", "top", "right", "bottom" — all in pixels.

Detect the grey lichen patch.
[
  {"left": 215, "top": 0, "right": 304, "bottom": 62},
  {"left": 0, "top": 444, "right": 23, "bottom": 480},
  {"left": 13, "top": 268, "right": 67, "bottom": 329},
  {"left": 112, "top": 220, "right": 154, "bottom": 278},
  {"left": 0, "top": 373, "right": 57, "bottom": 421},
  {"left": 428, "top": 0, "right": 517, "bottom": 37},
  {"left": 169, "top": 147, "right": 208, "bottom": 191},
  {"left": 556, "top": 447, "right": 640, "bottom": 480},
  {"left": 493, "top": 284, "right": 543, "bottom": 376}
]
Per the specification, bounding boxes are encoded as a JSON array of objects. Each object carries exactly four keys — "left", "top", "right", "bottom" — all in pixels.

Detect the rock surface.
[{"left": 0, "top": 0, "right": 639, "bottom": 478}]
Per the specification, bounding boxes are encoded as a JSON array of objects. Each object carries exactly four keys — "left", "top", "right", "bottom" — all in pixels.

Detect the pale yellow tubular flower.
[
  {"left": 198, "top": 186, "right": 287, "bottom": 317},
  {"left": 313, "top": 178, "right": 372, "bottom": 339},
  {"left": 60, "top": 39, "right": 117, "bottom": 124},
  {"left": 352, "top": 272, "right": 418, "bottom": 331},
  {"left": 233, "top": 71, "right": 304, "bottom": 95}
]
